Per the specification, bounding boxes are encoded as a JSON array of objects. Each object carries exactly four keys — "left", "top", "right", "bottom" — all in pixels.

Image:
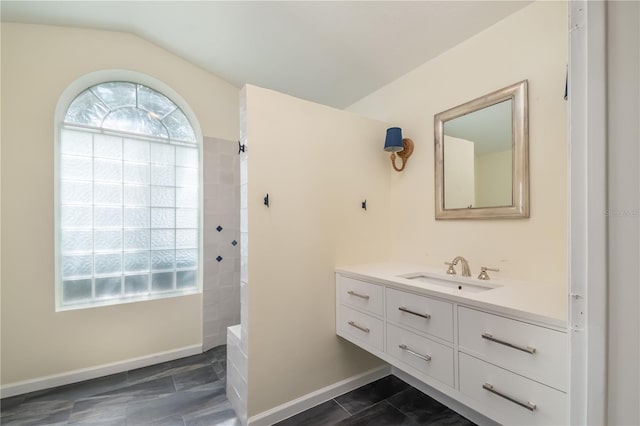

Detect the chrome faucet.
[{"left": 445, "top": 256, "right": 471, "bottom": 277}]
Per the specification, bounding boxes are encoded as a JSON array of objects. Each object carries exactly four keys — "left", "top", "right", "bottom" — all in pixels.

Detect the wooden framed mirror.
[{"left": 434, "top": 80, "right": 529, "bottom": 219}]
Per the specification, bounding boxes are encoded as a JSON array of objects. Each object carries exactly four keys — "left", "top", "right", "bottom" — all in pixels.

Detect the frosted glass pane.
[
  {"left": 176, "top": 229, "right": 197, "bottom": 249},
  {"left": 176, "top": 147, "right": 198, "bottom": 167},
  {"left": 94, "top": 134, "right": 123, "bottom": 159},
  {"left": 137, "top": 85, "right": 177, "bottom": 118},
  {"left": 62, "top": 255, "right": 93, "bottom": 278},
  {"left": 124, "top": 185, "right": 149, "bottom": 206},
  {"left": 96, "top": 277, "right": 122, "bottom": 299},
  {"left": 151, "top": 250, "right": 174, "bottom": 271},
  {"left": 124, "top": 139, "right": 150, "bottom": 163},
  {"left": 151, "top": 144, "right": 175, "bottom": 165},
  {"left": 176, "top": 187, "right": 198, "bottom": 208},
  {"left": 124, "top": 229, "right": 150, "bottom": 250},
  {"left": 151, "top": 229, "right": 175, "bottom": 250},
  {"left": 94, "top": 206, "right": 122, "bottom": 227},
  {"left": 125, "top": 251, "right": 149, "bottom": 272},
  {"left": 61, "top": 155, "right": 92, "bottom": 180},
  {"left": 63, "top": 279, "right": 92, "bottom": 302},
  {"left": 95, "top": 253, "right": 122, "bottom": 275},
  {"left": 124, "top": 207, "right": 150, "bottom": 228},
  {"left": 177, "top": 270, "right": 197, "bottom": 289},
  {"left": 176, "top": 167, "right": 198, "bottom": 187},
  {"left": 61, "top": 181, "right": 92, "bottom": 204},
  {"left": 124, "top": 162, "right": 150, "bottom": 184},
  {"left": 64, "top": 90, "right": 109, "bottom": 127},
  {"left": 91, "top": 82, "right": 136, "bottom": 109},
  {"left": 151, "top": 165, "right": 175, "bottom": 186},
  {"left": 61, "top": 205, "right": 92, "bottom": 228},
  {"left": 151, "top": 208, "right": 175, "bottom": 228},
  {"left": 62, "top": 230, "right": 92, "bottom": 253},
  {"left": 94, "top": 159, "right": 122, "bottom": 183},
  {"left": 176, "top": 249, "right": 197, "bottom": 269},
  {"left": 163, "top": 109, "right": 196, "bottom": 143},
  {"left": 125, "top": 274, "right": 149, "bottom": 294},
  {"left": 151, "top": 186, "right": 175, "bottom": 207},
  {"left": 94, "top": 230, "right": 122, "bottom": 251},
  {"left": 61, "top": 129, "right": 92, "bottom": 156},
  {"left": 94, "top": 183, "right": 122, "bottom": 205},
  {"left": 151, "top": 272, "right": 174, "bottom": 291},
  {"left": 103, "top": 108, "right": 169, "bottom": 140},
  {"left": 176, "top": 208, "right": 198, "bottom": 228}
]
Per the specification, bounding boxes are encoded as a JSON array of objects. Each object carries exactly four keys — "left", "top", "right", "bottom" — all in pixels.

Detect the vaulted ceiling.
[{"left": 1, "top": 1, "right": 531, "bottom": 108}]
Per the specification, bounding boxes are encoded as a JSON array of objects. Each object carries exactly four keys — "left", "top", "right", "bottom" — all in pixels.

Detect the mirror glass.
[
  {"left": 435, "top": 80, "right": 529, "bottom": 219},
  {"left": 443, "top": 99, "right": 512, "bottom": 209}
]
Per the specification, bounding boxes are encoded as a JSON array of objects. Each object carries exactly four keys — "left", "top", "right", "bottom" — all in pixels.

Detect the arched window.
[{"left": 57, "top": 81, "right": 200, "bottom": 309}]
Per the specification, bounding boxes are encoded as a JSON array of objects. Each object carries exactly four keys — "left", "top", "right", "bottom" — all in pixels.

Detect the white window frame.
[{"left": 54, "top": 70, "right": 203, "bottom": 311}]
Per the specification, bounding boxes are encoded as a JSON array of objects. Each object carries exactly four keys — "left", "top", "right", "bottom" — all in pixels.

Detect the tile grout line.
[{"left": 332, "top": 398, "right": 354, "bottom": 417}]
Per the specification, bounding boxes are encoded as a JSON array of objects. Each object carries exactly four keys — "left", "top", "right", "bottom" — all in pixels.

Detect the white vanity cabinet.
[{"left": 335, "top": 270, "right": 568, "bottom": 425}]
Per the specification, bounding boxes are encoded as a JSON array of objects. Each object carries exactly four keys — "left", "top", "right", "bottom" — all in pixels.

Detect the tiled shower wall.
[{"left": 203, "top": 136, "right": 240, "bottom": 351}]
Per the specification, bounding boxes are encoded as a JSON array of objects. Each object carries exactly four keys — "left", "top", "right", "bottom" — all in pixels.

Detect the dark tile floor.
[
  {"left": 275, "top": 375, "right": 476, "bottom": 426},
  {"left": 0, "top": 345, "right": 238, "bottom": 426},
  {"left": 1, "top": 346, "right": 475, "bottom": 426}
]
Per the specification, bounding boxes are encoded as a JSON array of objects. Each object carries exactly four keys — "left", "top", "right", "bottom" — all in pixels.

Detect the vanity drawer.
[
  {"left": 338, "top": 305, "right": 384, "bottom": 351},
  {"left": 339, "top": 276, "right": 384, "bottom": 316},
  {"left": 458, "top": 306, "right": 567, "bottom": 391},
  {"left": 386, "top": 323, "right": 454, "bottom": 388},
  {"left": 459, "top": 353, "right": 567, "bottom": 426},
  {"left": 386, "top": 288, "right": 453, "bottom": 342}
]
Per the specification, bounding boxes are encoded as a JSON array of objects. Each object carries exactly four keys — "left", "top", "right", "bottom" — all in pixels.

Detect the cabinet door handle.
[
  {"left": 348, "top": 321, "right": 370, "bottom": 333},
  {"left": 398, "top": 306, "right": 431, "bottom": 319},
  {"left": 482, "top": 383, "right": 537, "bottom": 411},
  {"left": 398, "top": 344, "right": 431, "bottom": 362},
  {"left": 481, "top": 333, "right": 536, "bottom": 354},
  {"left": 347, "top": 290, "right": 370, "bottom": 300}
]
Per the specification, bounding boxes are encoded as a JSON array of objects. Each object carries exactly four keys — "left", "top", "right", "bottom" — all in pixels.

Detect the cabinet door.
[
  {"left": 459, "top": 353, "right": 567, "bottom": 426},
  {"left": 458, "top": 306, "right": 567, "bottom": 391},
  {"left": 386, "top": 323, "right": 454, "bottom": 388},
  {"left": 386, "top": 287, "right": 453, "bottom": 342},
  {"left": 337, "top": 305, "right": 384, "bottom": 351},
  {"left": 339, "top": 276, "right": 384, "bottom": 316}
]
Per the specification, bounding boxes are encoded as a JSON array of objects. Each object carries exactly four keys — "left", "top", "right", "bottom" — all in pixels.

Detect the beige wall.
[
  {"left": 606, "top": 1, "right": 640, "bottom": 424},
  {"left": 1, "top": 23, "right": 239, "bottom": 385},
  {"left": 244, "top": 85, "right": 390, "bottom": 416},
  {"left": 475, "top": 150, "right": 512, "bottom": 208},
  {"left": 348, "top": 1, "right": 568, "bottom": 286}
]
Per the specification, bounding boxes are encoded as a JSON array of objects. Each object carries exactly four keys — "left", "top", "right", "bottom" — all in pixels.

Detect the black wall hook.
[
  {"left": 264, "top": 193, "right": 269, "bottom": 207},
  {"left": 238, "top": 140, "right": 246, "bottom": 154},
  {"left": 362, "top": 200, "right": 367, "bottom": 211}
]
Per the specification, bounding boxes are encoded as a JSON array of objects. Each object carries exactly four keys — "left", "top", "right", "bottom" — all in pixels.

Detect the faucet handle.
[
  {"left": 478, "top": 266, "right": 499, "bottom": 280},
  {"left": 444, "top": 262, "right": 456, "bottom": 275}
]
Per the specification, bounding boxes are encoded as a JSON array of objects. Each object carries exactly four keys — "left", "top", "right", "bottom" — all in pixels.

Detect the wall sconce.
[{"left": 384, "top": 127, "right": 414, "bottom": 172}]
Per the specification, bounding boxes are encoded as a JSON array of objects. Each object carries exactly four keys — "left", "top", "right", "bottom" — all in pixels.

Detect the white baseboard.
[
  {"left": 0, "top": 344, "right": 202, "bottom": 399},
  {"left": 247, "top": 365, "right": 391, "bottom": 426},
  {"left": 391, "top": 367, "right": 499, "bottom": 426}
]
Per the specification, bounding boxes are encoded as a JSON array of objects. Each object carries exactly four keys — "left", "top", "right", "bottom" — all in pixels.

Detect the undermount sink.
[{"left": 399, "top": 272, "right": 501, "bottom": 293}]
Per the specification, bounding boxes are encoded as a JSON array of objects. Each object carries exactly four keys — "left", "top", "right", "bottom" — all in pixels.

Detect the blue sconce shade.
[{"left": 384, "top": 127, "right": 404, "bottom": 152}]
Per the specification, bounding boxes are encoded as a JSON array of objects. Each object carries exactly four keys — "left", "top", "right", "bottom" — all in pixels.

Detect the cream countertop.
[{"left": 336, "top": 262, "right": 568, "bottom": 330}]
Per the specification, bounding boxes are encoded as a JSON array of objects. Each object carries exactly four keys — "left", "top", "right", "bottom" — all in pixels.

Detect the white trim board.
[
  {"left": 247, "top": 365, "right": 391, "bottom": 426},
  {"left": 0, "top": 344, "right": 202, "bottom": 399}
]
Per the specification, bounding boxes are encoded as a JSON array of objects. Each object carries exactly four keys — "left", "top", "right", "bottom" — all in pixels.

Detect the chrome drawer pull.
[
  {"left": 481, "top": 333, "right": 536, "bottom": 354},
  {"left": 347, "top": 290, "right": 370, "bottom": 300},
  {"left": 482, "top": 383, "right": 537, "bottom": 411},
  {"left": 348, "top": 321, "right": 370, "bottom": 333},
  {"left": 398, "top": 306, "right": 431, "bottom": 319},
  {"left": 398, "top": 344, "right": 431, "bottom": 362}
]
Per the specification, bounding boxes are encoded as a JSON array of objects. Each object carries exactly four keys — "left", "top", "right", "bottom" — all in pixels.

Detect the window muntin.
[
  {"left": 58, "top": 82, "right": 199, "bottom": 309},
  {"left": 64, "top": 82, "right": 196, "bottom": 143}
]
